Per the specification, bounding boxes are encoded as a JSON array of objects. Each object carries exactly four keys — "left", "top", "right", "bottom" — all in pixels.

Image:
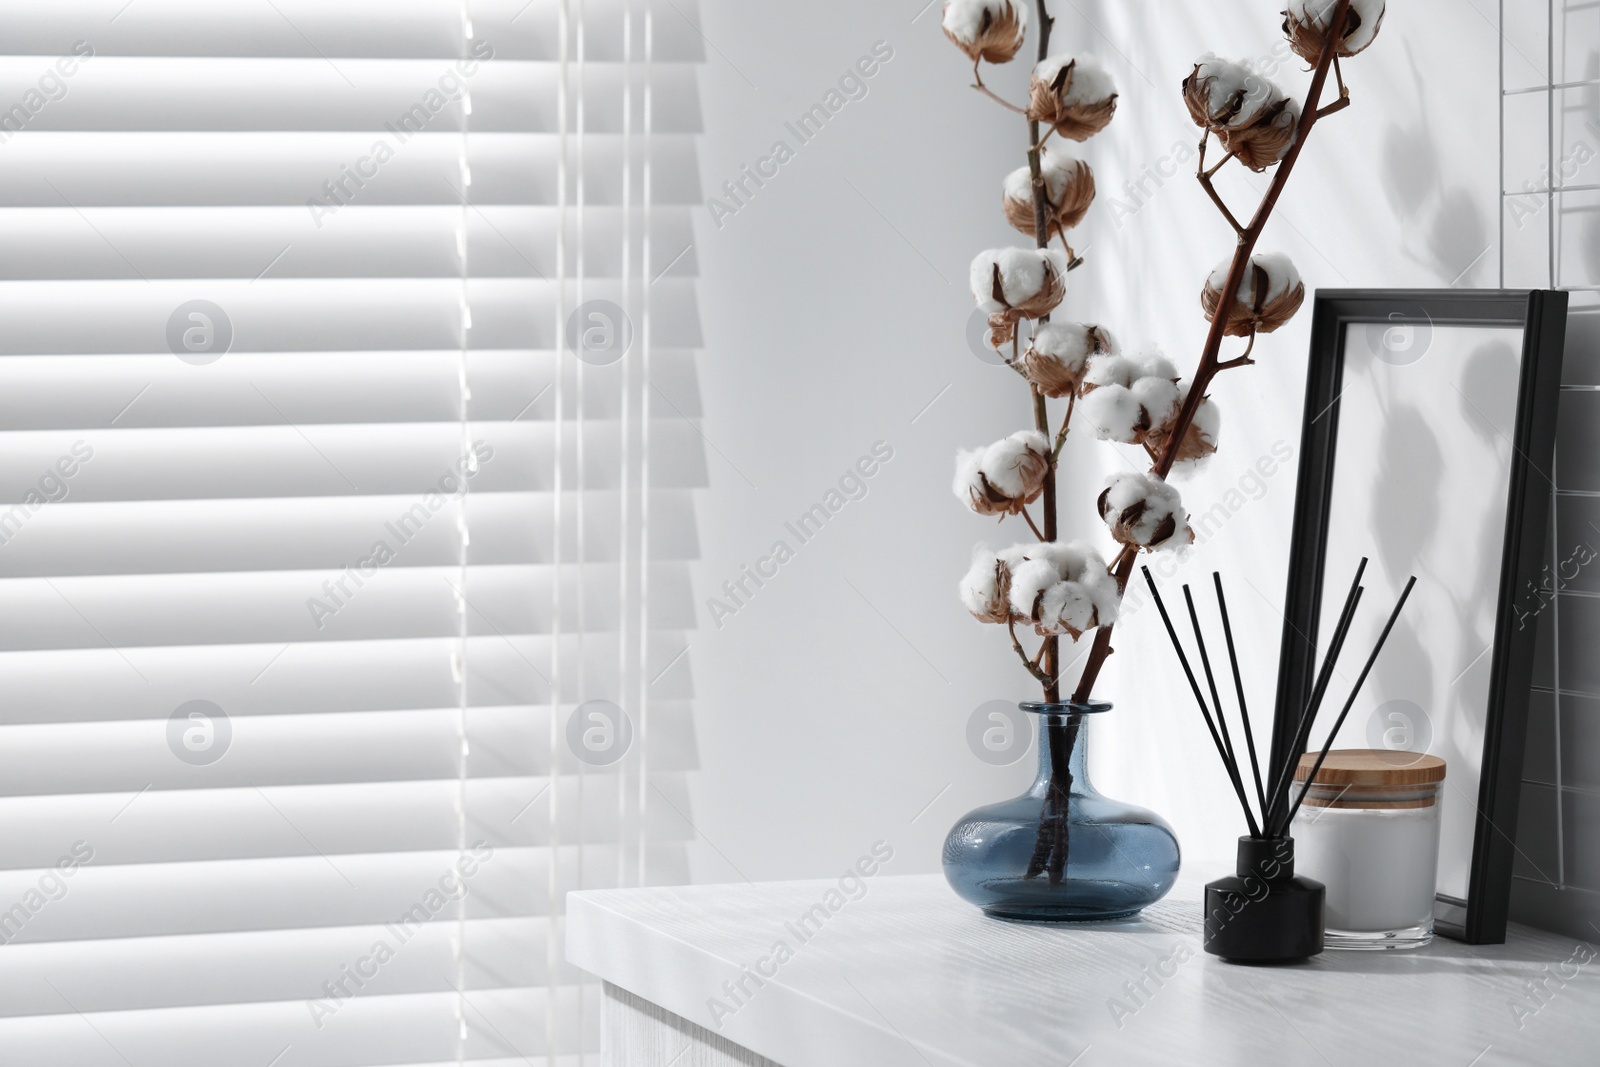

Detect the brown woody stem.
[
  {"left": 972, "top": 59, "right": 1027, "bottom": 113},
  {"left": 1021, "top": 506, "right": 1046, "bottom": 542},
  {"left": 1052, "top": 392, "right": 1075, "bottom": 461},
  {"left": 1025, "top": 0, "right": 1059, "bottom": 704},
  {"left": 1197, "top": 139, "right": 1245, "bottom": 234},
  {"left": 1009, "top": 617, "right": 1051, "bottom": 685}
]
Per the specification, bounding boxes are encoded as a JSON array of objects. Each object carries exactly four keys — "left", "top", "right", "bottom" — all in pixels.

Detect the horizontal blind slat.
[
  {"left": 0, "top": 58, "right": 701, "bottom": 134},
  {"left": 0, "top": 207, "right": 696, "bottom": 281},
  {"left": 0, "top": 0, "right": 707, "bottom": 62},
  {"left": 0, "top": 133, "right": 703, "bottom": 207},
  {"left": 0, "top": 709, "right": 698, "bottom": 795}
]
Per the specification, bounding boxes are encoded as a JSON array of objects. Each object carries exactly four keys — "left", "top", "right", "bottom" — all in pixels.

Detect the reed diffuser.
[{"left": 1141, "top": 558, "right": 1415, "bottom": 962}]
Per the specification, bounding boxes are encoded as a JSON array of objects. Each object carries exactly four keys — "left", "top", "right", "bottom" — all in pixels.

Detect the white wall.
[{"left": 681, "top": 0, "right": 1501, "bottom": 884}]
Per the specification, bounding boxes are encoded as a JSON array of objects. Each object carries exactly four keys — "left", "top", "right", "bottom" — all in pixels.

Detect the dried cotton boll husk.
[
  {"left": 1201, "top": 252, "right": 1304, "bottom": 336},
  {"left": 1221, "top": 96, "right": 1299, "bottom": 172},
  {"left": 1284, "top": 0, "right": 1386, "bottom": 62},
  {"left": 1002, "top": 148, "right": 1096, "bottom": 239},
  {"left": 942, "top": 0, "right": 1028, "bottom": 65},
  {"left": 1183, "top": 54, "right": 1297, "bottom": 172},
  {"left": 1022, "top": 322, "right": 1116, "bottom": 398},
  {"left": 1182, "top": 54, "right": 1260, "bottom": 130},
  {"left": 972, "top": 300, "right": 1011, "bottom": 350},
  {"left": 952, "top": 430, "right": 1050, "bottom": 516},
  {"left": 1143, "top": 381, "right": 1221, "bottom": 468},
  {"left": 959, "top": 544, "right": 1027, "bottom": 624},
  {"left": 1098, "top": 471, "right": 1193, "bottom": 551},
  {"left": 1027, "top": 54, "right": 1118, "bottom": 141},
  {"left": 968, "top": 247, "right": 1070, "bottom": 324}
]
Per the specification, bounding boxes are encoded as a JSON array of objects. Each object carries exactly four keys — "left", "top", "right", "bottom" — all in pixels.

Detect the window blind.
[{"left": 0, "top": 2, "right": 705, "bottom": 1064}]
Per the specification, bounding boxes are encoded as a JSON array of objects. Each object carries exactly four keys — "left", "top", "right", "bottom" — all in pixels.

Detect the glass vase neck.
[{"left": 1020, "top": 702, "right": 1109, "bottom": 795}]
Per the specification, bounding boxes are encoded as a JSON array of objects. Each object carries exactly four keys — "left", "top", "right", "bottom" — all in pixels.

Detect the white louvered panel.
[
  {"left": 0, "top": 207, "right": 696, "bottom": 280},
  {"left": 0, "top": 421, "right": 707, "bottom": 500},
  {"left": 0, "top": 58, "right": 701, "bottom": 136},
  {"left": 0, "top": 490, "right": 701, "bottom": 575},
  {"left": 0, "top": 1, "right": 706, "bottom": 1064},
  {"left": 0, "top": 133, "right": 703, "bottom": 207},
  {"left": 0, "top": 918, "right": 561, "bottom": 1016},
  {"left": 0, "top": 348, "right": 701, "bottom": 426},
  {"left": 0, "top": 561, "right": 695, "bottom": 647},
  {"left": 0, "top": 844, "right": 695, "bottom": 939},
  {"left": 0, "top": 630, "right": 696, "bottom": 727},
  {"left": 0, "top": 703, "right": 697, "bottom": 796},
  {"left": 0, "top": 0, "right": 706, "bottom": 64},
  {"left": 0, "top": 277, "right": 701, "bottom": 352}
]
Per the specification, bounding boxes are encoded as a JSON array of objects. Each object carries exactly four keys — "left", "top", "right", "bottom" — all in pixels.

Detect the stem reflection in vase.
[{"left": 943, "top": 702, "right": 1180, "bottom": 921}]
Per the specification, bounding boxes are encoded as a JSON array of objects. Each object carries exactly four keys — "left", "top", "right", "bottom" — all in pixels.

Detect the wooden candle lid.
[{"left": 1295, "top": 748, "right": 1446, "bottom": 785}]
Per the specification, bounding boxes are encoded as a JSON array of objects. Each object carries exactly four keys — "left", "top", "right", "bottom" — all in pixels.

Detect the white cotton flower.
[
  {"left": 952, "top": 446, "right": 985, "bottom": 498},
  {"left": 952, "top": 429, "right": 1050, "bottom": 516},
  {"left": 1001, "top": 539, "right": 1119, "bottom": 637},
  {"left": 959, "top": 543, "right": 1028, "bottom": 623},
  {"left": 1078, "top": 345, "right": 1181, "bottom": 445},
  {"left": 1037, "top": 53, "right": 1116, "bottom": 108},
  {"left": 1202, "top": 251, "right": 1305, "bottom": 336},
  {"left": 1080, "top": 346, "right": 1178, "bottom": 392},
  {"left": 1098, "top": 471, "right": 1192, "bottom": 551},
  {"left": 1002, "top": 146, "right": 1095, "bottom": 238},
  {"left": 1007, "top": 557, "right": 1061, "bottom": 621},
  {"left": 1128, "top": 377, "right": 1180, "bottom": 426},
  {"left": 968, "top": 247, "right": 1070, "bottom": 329},
  {"left": 1039, "top": 581, "right": 1095, "bottom": 637},
  {"left": 1183, "top": 53, "right": 1285, "bottom": 130},
  {"left": 1022, "top": 321, "right": 1115, "bottom": 398},
  {"left": 1285, "top": 0, "right": 1385, "bottom": 61},
  {"left": 942, "top": 0, "right": 1027, "bottom": 65},
  {"left": 982, "top": 430, "right": 1050, "bottom": 498},
  {"left": 1031, "top": 539, "right": 1089, "bottom": 576},
  {"left": 1028, "top": 54, "right": 1118, "bottom": 140},
  {"left": 1079, "top": 387, "right": 1144, "bottom": 443},
  {"left": 1182, "top": 54, "right": 1297, "bottom": 171}
]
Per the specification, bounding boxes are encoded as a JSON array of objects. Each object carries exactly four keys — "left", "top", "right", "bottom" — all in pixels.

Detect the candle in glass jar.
[{"left": 1291, "top": 749, "right": 1445, "bottom": 950}]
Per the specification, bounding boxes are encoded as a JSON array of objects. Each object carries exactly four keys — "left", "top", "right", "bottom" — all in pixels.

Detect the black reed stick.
[
  {"left": 1277, "top": 575, "right": 1418, "bottom": 835},
  {"left": 1183, "top": 584, "right": 1261, "bottom": 838},
  {"left": 1213, "top": 572, "right": 1268, "bottom": 822},
  {"left": 1142, "top": 567, "right": 1261, "bottom": 837},
  {"left": 1263, "top": 560, "right": 1367, "bottom": 834},
  {"left": 1271, "top": 556, "right": 1366, "bottom": 798}
]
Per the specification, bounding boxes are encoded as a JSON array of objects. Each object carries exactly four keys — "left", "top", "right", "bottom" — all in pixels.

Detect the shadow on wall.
[{"left": 1380, "top": 42, "right": 1490, "bottom": 286}]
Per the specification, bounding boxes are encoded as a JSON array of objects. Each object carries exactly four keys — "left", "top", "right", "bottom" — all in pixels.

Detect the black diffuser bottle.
[
  {"left": 1204, "top": 836, "right": 1323, "bottom": 962},
  {"left": 1141, "top": 562, "right": 1415, "bottom": 966}
]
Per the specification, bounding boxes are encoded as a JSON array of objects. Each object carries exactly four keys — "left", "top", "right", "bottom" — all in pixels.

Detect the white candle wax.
[{"left": 1293, "top": 802, "right": 1440, "bottom": 933}]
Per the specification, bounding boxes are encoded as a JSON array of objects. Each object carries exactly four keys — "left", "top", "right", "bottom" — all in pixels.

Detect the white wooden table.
[{"left": 567, "top": 873, "right": 1600, "bottom": 1066}]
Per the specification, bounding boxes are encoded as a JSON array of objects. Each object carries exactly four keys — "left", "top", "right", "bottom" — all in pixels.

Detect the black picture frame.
[{"left": 1271, "top": 289, "right": 1568, "bottom": 944}]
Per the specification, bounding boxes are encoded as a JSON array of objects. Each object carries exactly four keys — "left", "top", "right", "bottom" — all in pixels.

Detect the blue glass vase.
[{"left": 943, "top": 702, "right": 1181, "bottom": 921}]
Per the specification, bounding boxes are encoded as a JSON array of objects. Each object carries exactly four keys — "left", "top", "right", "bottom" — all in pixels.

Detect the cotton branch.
[{"left": 1070, "top": 0, "right": 1356, "bottom": 704}]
